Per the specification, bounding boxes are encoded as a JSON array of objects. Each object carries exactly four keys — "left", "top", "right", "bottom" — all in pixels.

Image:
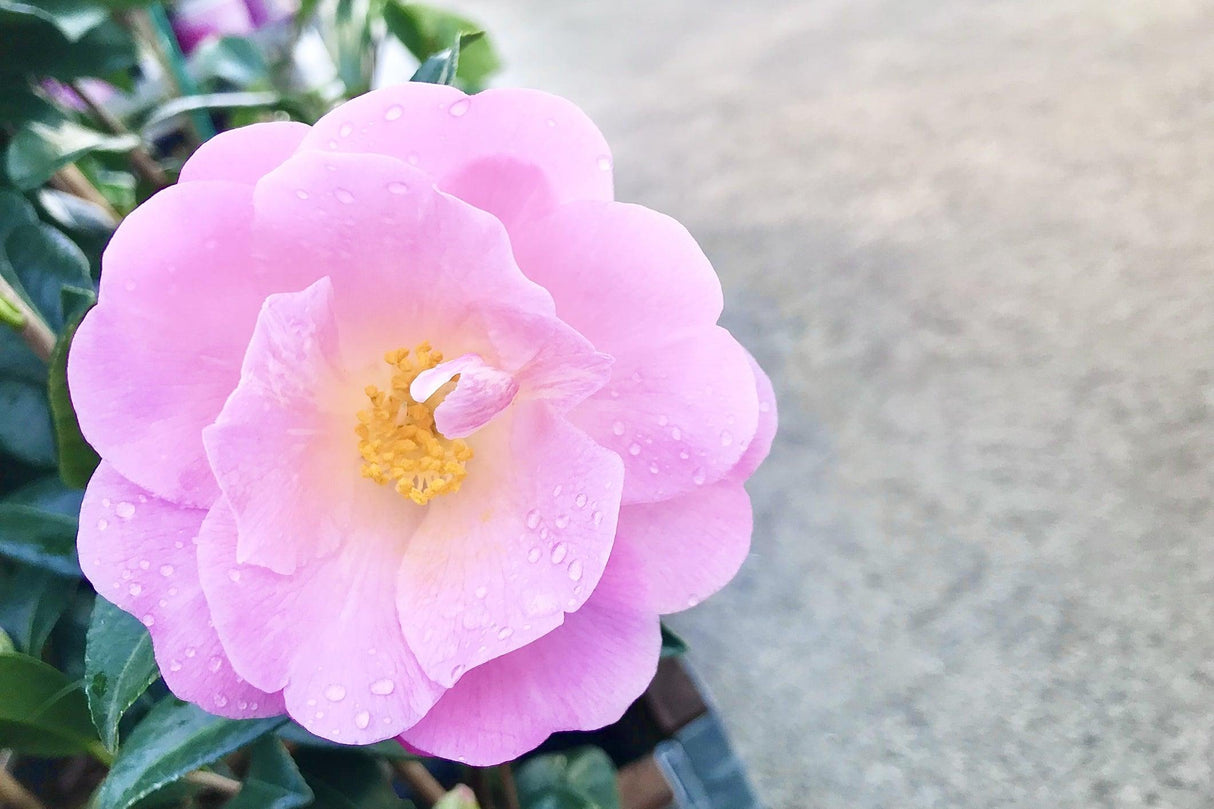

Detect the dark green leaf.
[
  {"left": 49, "top": 298, "right": 100, "bottom": 487},
  {"left": 6, "top": 119, "right": 140, "bottom": 190},
  {"left": 37, "top": 188, "right": 117, "bottom": 273},
  {"left": 94, "top": 698, "right": 285, "bottom": 809},
  {"left": 0, "top": 628, "right": 12, "bottom": 652},
  {"left": 0, "top": 0, "right": 107, "bottom": 41},
  {"left": 516, "top": 747, "right": 619, "bottom": 809},
  {"left": 5, "top": 222, "right": 91, "bottom": 332},
  {"left": 85, "top": 597, "right": 160, "bottom": 752},
  {"left": 410, "top": 46, "right": 459, "bottom": 86},
  {"left": 0, "top": 564, "right": 77, "bottom": 653},
  {"left": 5, "top": 474, "right": 85, "bottom": 516},
  {"left": 0, "top": 380, "right": 56, "bottom": 467},
  {"left": 660, "top": 623, "right": 687, "bottom": 659},
  {"left": 228, "top": 737, "right": 314, "bottom": 809},
  {"left": 383, "top": 3, "right": 500, "bottom": 90},
  {"left": 0, "top": 189, "right": 38, "bottom": 245},
  {"left": 0, "top": 16, "right": 136, "bottom": 81},
  {"left": 0, "top": 502, "right": 80, "bottom": 575},
  {"left": 0, "top": 650, "right": 104, "bottom": 758},
  {"left": 296, "top": 748, "right": 414, "bottom": 809}
]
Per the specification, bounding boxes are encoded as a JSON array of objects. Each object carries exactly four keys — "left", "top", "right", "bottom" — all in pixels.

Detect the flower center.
[{"left": 355, "top": 342, "right": 473, "bottom": 505}]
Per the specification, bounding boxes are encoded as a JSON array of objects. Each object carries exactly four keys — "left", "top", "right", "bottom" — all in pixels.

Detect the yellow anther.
[{"left": 354, "top": 342, "right": 472, "bottom": 504}]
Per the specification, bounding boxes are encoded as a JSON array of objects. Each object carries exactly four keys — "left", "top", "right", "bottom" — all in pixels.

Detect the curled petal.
[{"left": 410, "top": 354, "right": 518, "bottom": 439}]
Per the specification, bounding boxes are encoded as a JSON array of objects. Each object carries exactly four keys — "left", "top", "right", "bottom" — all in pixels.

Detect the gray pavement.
[{"left": 453, "top": 1, "right": 1214, "bottom": 806}]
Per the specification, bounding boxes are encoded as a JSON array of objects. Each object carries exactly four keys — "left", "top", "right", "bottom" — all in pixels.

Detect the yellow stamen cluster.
[{"left": 355, "top": 342, "right": 473, "bottom": 505}]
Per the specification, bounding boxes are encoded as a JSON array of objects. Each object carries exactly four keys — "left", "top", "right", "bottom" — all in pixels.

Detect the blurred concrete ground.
[{"left": 452, "top": 1, "right": 1214, "bottom": 806}]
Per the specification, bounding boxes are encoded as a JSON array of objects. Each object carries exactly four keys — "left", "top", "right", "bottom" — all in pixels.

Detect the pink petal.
[
  {"left": 196, "top": 499, "right": 443, "bottom": 744},
  {"left": 398, "top": 556, "right": 660, "bottom": 765},
  {"left": 69, "top": 182, "right": 272, "bottom": 506},
  {"left": 410, "top": 354, "right": 518, "bottom": 439},
  {"left": 250, "top": 149, "right": 555, "bottom": 366},
  {"left": 300, "top": 84, "right": 613, "bottom": 230},
  {"left": 510, "top": 201, "right": 723, "bottom": 354},
  {"left": 730, "top": 350, "right": 777, "bottom": 481},
  {"left": 78, "top": 463, "right": 283, "bottom": 718},
  {"left": 178, "top": 121, "right": 309, "bottom": 185},
  {"left": 610, "top": 480, "right": 753, "bottom": 615},
  {"left": 202, "top": 277, "right": 354, "bottom": 575},
  {"left": 569, "top": 327, "right": 760, "bottom": 504},
  {"left": 397, "top": 403, "right": 624, "bottom": 687}
]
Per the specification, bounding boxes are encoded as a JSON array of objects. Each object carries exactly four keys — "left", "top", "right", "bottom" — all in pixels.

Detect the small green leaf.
[
  {"left": 0, "top": 501, "right": 80, "bottom": 575},
  {"left": 85, "top": 597, "right": 160, "bottom": 751},
  {"left": 295, "top": 748, "right": 414, "bottom": 809},
  {"left": 93, "top": 698, "right": 286, "bottom": 809},
  {"left": 0, "top": 564, "right": 77, "bottom": 653},
  {"left": 410, "top": 44, "right": 459, "bottom": 86},
  {"left": 6, "top": 119, "right": 140, "bottom": 191},
  {"left": 49, "top": 297, "right": 100, "bottom": 487},
  {"left": 383, "top": 3, "right": 500, "bottom": 90},
  {"left": 227, "top": 737, "right": 314, "bottom": 809},
  {"left": 516, "top": 747, "right": 619, "bottom": 809},
  {"left": 660, "top": 623, "right": 687, "bottom": 659},
  {"left": 0, "top": 650, "right": 104, "bottom": 758}
]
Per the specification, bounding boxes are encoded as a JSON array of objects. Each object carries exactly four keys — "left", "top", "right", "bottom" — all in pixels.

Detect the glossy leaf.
[
  {"left": 93, "top": 698, "right": 285, "bottom": 809},
  {"left": 49, "top": 296, "right": 100, "bottom": 486},
  {"left": 410, "top": 43, "right": 459, "bottom": 86},
  {"left": 0, "top": 563, "right": 77, "bottom": 653},
  {"left": 0, "top": 650, "right": 104, "bottom": 758},
  {"left": 4, "top": 221, "right": 92, "bottom": 331},
  {"left": 0, "top": 379, "right": 56, "bottom": 467},
  {"left": 85, "top": 596, "right": 160, "bottom": 751},
  {"left": 516, "top": 747, "right": 619, "bottom": 809},
  {"left": 0, "top": 501, "right": 80, "bottom": 575},
  {"left": 227, "top": 737, "right": 314, "bottom": 809},
  {"left": 6, "top": 119, "right": 140, "bottom": 191},
  {"left": 383, "top": 3, "right": 500, "bottom": 90}
]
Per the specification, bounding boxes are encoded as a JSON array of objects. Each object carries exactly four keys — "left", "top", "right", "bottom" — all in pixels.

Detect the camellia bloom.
[{"left": 70, "top": 83, "right": 776, "bottom": 764}]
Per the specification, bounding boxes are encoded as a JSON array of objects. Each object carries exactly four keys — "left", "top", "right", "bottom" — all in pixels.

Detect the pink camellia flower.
[{"left": 70, "top": 83, "right": 776, "bottom": 764}]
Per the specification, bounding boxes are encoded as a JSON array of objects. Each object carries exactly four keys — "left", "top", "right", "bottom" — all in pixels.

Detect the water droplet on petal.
[
  {"left": 474, "top": 585, "right": 487, "bottom": 599},
  {"left": 568, "top": 560, "right": 584, "bottom": 581},
  {"left": 228, "top": 569, "right": 241, "bottom": 582},
  {"left": 387, "top": 181, "right": 409, "bottom": 194},
  {"left": 525, "top": 509, "right": 541, "bottom": 530},
  {"left": 214, "top": 695, "right": 228, "bottom": 708},
  {"left": 339, "top": 122, "right": 353, "bottom": 137},
  {"left": 385, "top": 105, "right": 403, "bottom": 120},
  {"left": 497, "top": 626, "right": 513, "bottom": 640},
  {"left": 649, "top": 462, "right": 660, "bottom": 474},
  {"left": 295, "top": 189, "right": 309, "bottom": 200},
  {"left": 128, "top": 583, "right": 142, "bottom": 596},
  {"left": 552, "top": 484, "right": 563, "bottom": 497},
  {"left": 334, "top": 188, "right": 354, "bottom": 204},
  {"left": 555, "top": 515, "right": 570, "bottom": 529},
  {"left": 208, "top": 656, "right": 223, "bottom": 673},
  {"left": 597, "top": 155, "right": 613, "bottom": 171},
  {"left": 139, "top": 560, "right": 150, "bottom": 570},
  {"left": 325, "top": 684, "right": 347, "bottom": 702},
  {"left": 721, "top": 430, "right": 734, "bottom": 446},
  {"left": 527, "top": 547, "right": 541, "bottom": 563},
  {"left": 680, "top": 450, "right": 690, "bottom": 460},
  {"left": 672, "top": 427, "right": 682, "bottom": 441},
  {"left": 141, "top": 615, "right": 155, "bottom": 627},
  {"left": 371, "top": 678, "right": 395, "bottom": 695},
  {"left": 687, "top": 595, "right": 701, "bottom": 607},
  {"left": 185, "top": 647, "right": 196, "bottom": 658},
  {"left": 116, "top": 502, "right": 135, "bottom": 519},
  {"left": 612, "top": 421, "right": 625, "bottom": 436},
  {"left": 169, "top": 660, "right": 182, "bottom": 672},
  {"left": 355, "top": 711, "right": 370, "bottom": 729},
  {"left": 551, "top": 543, "right": 568, "bottom": 564},
  {"left": 575, "top": 493, "right": 588, "bottom": 508},
  {"left": 592, "top": 511, "right": 603, "bottom": 526},
  {"left": 628, "top": 443, "right": 642, "bottom": 456},
  {"left": 448, "top": 99, "right": 470, "bottom": 117},
  {"left": 159, "top": 565, "right": 174, "bottom": 577},
  {"left": 693, "top": 468, "right": 707, "bottom": 485},
  {"left": 96, "top": 518, "right": 109, "bottom": 531}
]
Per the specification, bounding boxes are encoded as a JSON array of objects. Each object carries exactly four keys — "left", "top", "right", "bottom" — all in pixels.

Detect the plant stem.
[
  {"left": 0, "top": 752, "right": 47, "bottom": 809},
  {"left": 497, "top": 763, "right": 521, "bottom": 809},
  {"left": 0, "top": 274, "right": 55, "bottom": 362},
  {"left": 67, "top": 81, "right": 169, "bottom": 190},
  {"left": 392, "top": 760, "right": 445, "bottom": 806},
  {"left": 48, "top": 165, "right": 121, "bottom": 221},
  {"left": 184, "top": 770, "right": 241, "bottom": 796},
  {"left": 468, "top": 767, "right": 497, "bottom": 809},
  {"left": 124, "top": 6, "right": 215, "bottom": 142}
]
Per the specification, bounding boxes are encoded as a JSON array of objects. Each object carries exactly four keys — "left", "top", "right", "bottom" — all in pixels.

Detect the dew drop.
[
  {"left": 497, "top": 626, "right": 513, "bottom": 640},
  {"left": 448, "top": 99, "right": 470, "bottom": 117},
  {"left": 672, "top": 427, "right": 683, "bottom": 441},
  {"left": 295, "top": 189, "right": 309, "bottom": 200},
  {"left": 169, "top": 660, "right": 182, "bottom": 672},
  {"left": 760, "top": 401, "right": 772, "bottom": 413},
  {"left": 692, "top": 468, "right": 707, "bottom": 485},
  {"left": 721, "top": 430, "right": 734, "bottom": 446},
  {"left": 325, "top": 684, "right": 347, "bottom": 702},
  {"left": 385, "top": 105, "right": 403, "bottom": 121},
  {"left": 525, "top": 509, "right": 541, "bottom": 530},
  {"left": 546, "top": 118, "right": 557, "bottom": 127},
  {"left": 208, "top": 656, "right": 223, "bottom": 673},
  {"left": 371, "top": 678, "right": 395, "bottom": 695},
  {"left": 527, "top": 547, "right": 541, "bottom": 563},
  {"left": 228, "top": 569, "right": 241, "bottom": 582},
  {"left": 128, "top": 583, "right": 142, "bottom": 596},
  {"left": 552, "top": 484, "right": 563, "bottom": 497},
  {"left": 355, "top": 711, "right": 370, "bottom": 729},
  {"left": 555, "top": 515, "right": 570, "bottom": 529},
  {"left": 168, "top": 587, "right": 178, "bottom": 596},
  {"left": 141, "top": 615, "right": 155, "bottom": 627},
  {"left": 592, "top": 511, "right": 603, "bottom": 526},
  {"left": 97, "top": 518, "right": 109, "bottom": 531},
  {"left": 159, "top": 565, "right": 174, "bottom": 577},
  {"left": 185, "top": 647, "right": 196, "bottom": 658},
  {"left": 475, "top": 585, "right": 488, "bottom": 599},
  {"left": 139, "top": 560, "right": 150, "bottom": 570},
  {"left": 334, "top": 188, "right": 355, "bottom": 204},
  {"left": 680, "top": 450, "right": 691, "bottom": 460},
  {"left": 687, "top": 595, "right": 701, "bottom": 607},
  {"left": 649, "top": 462, "right": 660, "bottom": 474},
  {"left": 575, "top": 493, "right": 588, "bottom": 508},
  {"left": 214, "top": 695, "right": 228, "bottom": 708},
  {"left": 612, "top": 421, "right": 626, "bottom": 436},
  {"left": 568, "top": 560, "right": 584, "bottom": 581},
  {"left": 597, "top": 155, "right": 613, "bottom": 171},
  {"left": 628, "top": 443, "right": 642, "bottom": 456},
  {"left": 551, "top": 543, "right": 568, "bottom": 564},
  {"left": 116, "top": 502, "right": 135, "bottom": 519},
  {"left": 121, "top": 570, "right": 131, "bottom": 580},
  {"left": 339, "top": 122, "right": 353, "bottom": 137},
  {"left": 387, "top": 181, "right": 409, "bottom": 194}
]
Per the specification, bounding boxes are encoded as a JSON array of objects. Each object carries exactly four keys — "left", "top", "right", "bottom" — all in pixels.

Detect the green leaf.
[
  {"left": 660, "top": 623, "right": 687, "bottom": 659},
  {"left": 188, "top": 36, "right": 270, "bottom": 88},
  {"left": 85, "top": 597, "right": 160, "bottom": 752},
  {"left": 5, "top": 222, "right": 92, "bottom": 330},
  {"left": 5, "top": 474, "right": 85, "bottom": 516},
  {"left": 295, "top": 748, "right": 415, "bottom": 809},
  {"left": 227, "top": 737, "right": 313, "bottom": 809},
  {"left": 0, "top": 564, "right": 77, "bottom": 654},
  {"left": 383, "top": 3, "right": 500, "bottom": 90},
  {"left": 37, "top": 188, "right": 117, "bottom": 274},
  {"left": 93, "top": 698, "right": 286, "bottom": 809},
  {"left": 138, "top": 91, "right": 285, "bottom": 135},
  {"left": 0, "top": 650, "right": 104, "bottom": 758},
  {"left": 0, "top": 190, "right": 38, "bottom": 247},
  {"left": 0, "top": 380, "right": 56, "bottom": 468},
  {"left": 0, "top": 627, "right": 12, "bottom": 652},
  {"left": 516, "top": 747, "right": 619, "bottom": 809},
  {"left": 49, "top": 297, "right": 100, "bottom": 487},
  {"left": 410, "top": 45, "right": 459, "bottom": 86},
  {"left": 0, "top": 501, "right": 80, "bottom": 576},
  {"left": 6, "top": 119, "right": 140, "bottom": 190},
  {"left": 0, "top": 15, "right": 137, "bottom": 82},
  {"left": 0, "top": 0, "right": 108, "bottom": 41}
]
